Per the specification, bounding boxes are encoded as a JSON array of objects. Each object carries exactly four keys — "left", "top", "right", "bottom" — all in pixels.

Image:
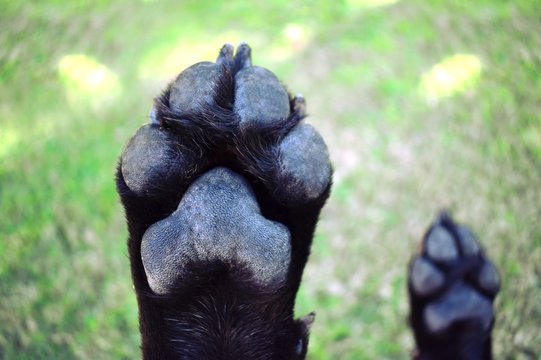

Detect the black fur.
[{"left": 116, "top": 44, "right": 329, "bottom": 359}]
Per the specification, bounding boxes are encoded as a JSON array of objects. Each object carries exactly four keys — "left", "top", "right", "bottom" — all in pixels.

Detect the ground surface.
[{"left": 1, "top": 0, "right": 540, "bottom": 359}]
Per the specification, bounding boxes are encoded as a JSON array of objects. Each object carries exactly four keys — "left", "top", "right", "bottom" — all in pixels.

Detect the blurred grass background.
[{"left": 1, "top": 0, "right": 540, "bottom": 358}]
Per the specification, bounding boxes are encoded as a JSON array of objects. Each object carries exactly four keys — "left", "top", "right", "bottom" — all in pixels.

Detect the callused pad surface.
[
  {"left": 276, "top": 123, "right": 332, "bottom": 202},
  {"left": 424, "top": 282, "right": 493, "bottom": 333},
  {"left": 234, "top": 66, "right": 290, "bottom": 126},
  {"left": 169, "top": 61, "right": 222, "bottom": 114},
  {"left": 141, "top": 167, "right": 292, "bottom": 294},
  {"left": 121, "top": 124, "right": 190, "bottom": 197}
]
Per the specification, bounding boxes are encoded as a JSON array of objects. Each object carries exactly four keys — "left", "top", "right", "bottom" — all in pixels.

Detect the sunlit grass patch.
[
  {"left": 0, "top": 128, "right": 20, "bottom": 160},
  {"left": 268, "top": 23, "right": 313, "bottom": 62},
  {"left": 419, "top": 54, "right": 482, "bottom": 102},
  {"left": 138, "top": 30, "right": 246, "bottom": 81},
  {"left": 58, "top": 54, "right": 121, "bottom": 108},
  {"left": 346, "top": 0, "right": 400, "bottom": 9},
  {"left": 138, "top": 25, "right": 312, "bottom": 81}
]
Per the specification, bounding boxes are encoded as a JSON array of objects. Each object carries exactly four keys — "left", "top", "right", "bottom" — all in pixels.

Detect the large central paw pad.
[
  {"left": 408, "top": 212, "right": 500, "bottom": 350},
  {"left": 141, "top": 167, "right": 291, "bottom": 295}
]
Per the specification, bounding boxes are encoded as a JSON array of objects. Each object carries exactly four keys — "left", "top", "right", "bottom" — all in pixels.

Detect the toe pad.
[
  {"left": 275, "top": 124, "right": 332, "bottom": 203},
  {"left": 121, "top": 124, "right": 189, "bottom": 197},
  {"left": 234, "top": 66, "right": 290, "bottom": 126}
]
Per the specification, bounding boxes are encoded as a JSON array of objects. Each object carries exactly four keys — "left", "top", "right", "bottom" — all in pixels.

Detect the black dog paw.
[
  {"left": 408, "top": 212, "right": 500, "bottom": 360},
  {"left": 116, "top": 43, "right": 331, "bottom": 359}
]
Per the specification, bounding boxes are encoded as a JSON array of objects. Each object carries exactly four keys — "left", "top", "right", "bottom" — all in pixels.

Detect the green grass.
[{"left": 1, "top": 0, "right": 541, "bottom": 358}]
